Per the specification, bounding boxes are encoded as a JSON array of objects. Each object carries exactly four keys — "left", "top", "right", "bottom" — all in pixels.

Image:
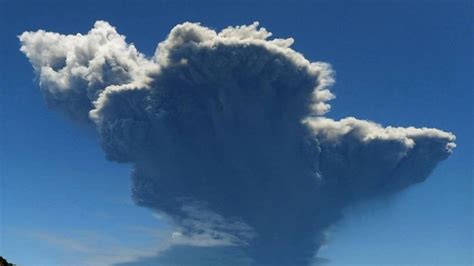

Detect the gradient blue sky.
[{"left": 0, "top": 0, "right": 472, "bottom": 265}]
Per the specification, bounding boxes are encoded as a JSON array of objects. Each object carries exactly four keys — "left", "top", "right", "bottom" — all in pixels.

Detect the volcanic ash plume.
[{"left": 20, "top": 21, "right": 455, "bottom": 265}]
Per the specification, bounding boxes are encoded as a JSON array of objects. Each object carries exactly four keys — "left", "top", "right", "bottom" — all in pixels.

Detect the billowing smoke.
[{"left": 20, "top": 21, "right": 455, "bottom": 265}]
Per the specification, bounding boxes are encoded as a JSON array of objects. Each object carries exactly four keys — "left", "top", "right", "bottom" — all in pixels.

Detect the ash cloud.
[{"left": 20, "top": 21, "right": 455, "bottom": 265}]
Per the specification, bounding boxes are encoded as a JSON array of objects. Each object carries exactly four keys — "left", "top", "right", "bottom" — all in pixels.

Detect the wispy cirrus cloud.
[{"left": 29, "top": 227, "right": 169, "bottom": 266}]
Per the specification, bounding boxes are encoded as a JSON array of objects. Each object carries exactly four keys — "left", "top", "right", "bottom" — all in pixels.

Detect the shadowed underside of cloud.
[{"left": 20, "top": 21, "right": 455, "bottom": 265}]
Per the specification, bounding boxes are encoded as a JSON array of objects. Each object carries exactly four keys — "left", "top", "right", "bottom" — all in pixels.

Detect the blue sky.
[{"left": 1, "top": 0, "right": 472, "bottom": 265}]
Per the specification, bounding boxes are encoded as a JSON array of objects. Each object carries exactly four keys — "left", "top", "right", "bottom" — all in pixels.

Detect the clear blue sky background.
[{"left": 0, "top": 0, "right": 472, "bottom": 265}]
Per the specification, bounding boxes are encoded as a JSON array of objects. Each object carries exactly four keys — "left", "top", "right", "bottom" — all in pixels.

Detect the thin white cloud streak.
[{"left": 29, "top": 228, "right": 171, "bottom": 266}]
